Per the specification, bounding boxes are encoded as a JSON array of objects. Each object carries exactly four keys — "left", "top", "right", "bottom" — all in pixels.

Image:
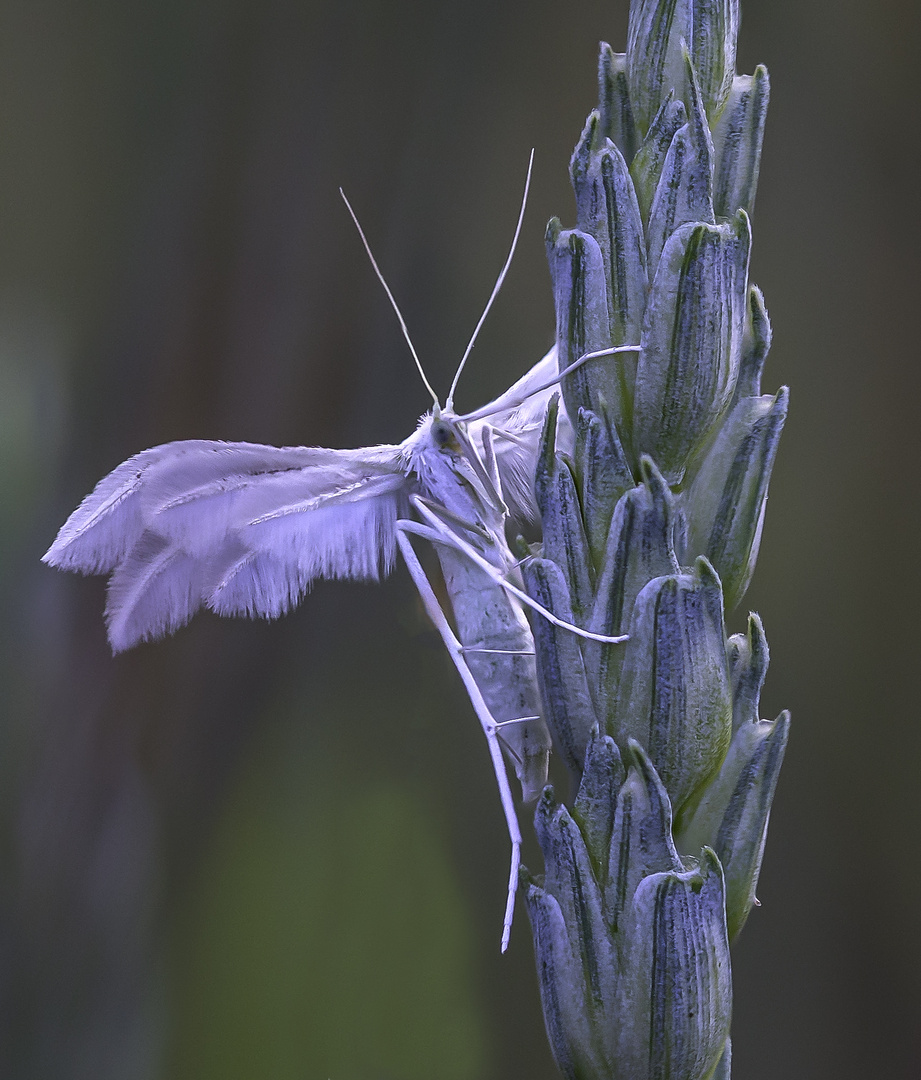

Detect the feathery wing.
[
  {"left": 466, "top": 347, "right": 573, "bottom": 524},
  {"left": 43, "top": 440, "right": 408, "bottom": 652}
]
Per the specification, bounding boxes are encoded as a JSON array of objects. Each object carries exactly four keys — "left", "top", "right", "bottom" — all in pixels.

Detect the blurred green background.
[{"left": 1, "top": 0, "right": 918, "bottom": 1077}]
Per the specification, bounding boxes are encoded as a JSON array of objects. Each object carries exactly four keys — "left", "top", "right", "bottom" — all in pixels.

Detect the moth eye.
[{"left": 432, "top": 422, "right": 454, "bottom": 449}]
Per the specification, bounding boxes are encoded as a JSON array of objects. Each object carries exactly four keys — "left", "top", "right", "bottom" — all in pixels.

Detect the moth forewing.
[{"left": 43, "top": 440, "right": 410, "bottom": 651}]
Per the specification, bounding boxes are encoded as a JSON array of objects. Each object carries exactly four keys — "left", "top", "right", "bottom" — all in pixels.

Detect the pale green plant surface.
[{"left": 521, "top": 1, "right": 788, "bottom": 1075}]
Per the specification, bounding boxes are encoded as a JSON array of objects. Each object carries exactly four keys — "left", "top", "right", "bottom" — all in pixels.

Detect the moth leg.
[
  {"left": 458, "top": 342, "right": 642, "bottom": 423},
  {"left": 409, "top": 498, "right": 491, "bottom": 541},
  {"left": 489, "top": 426, "right": 532, "bottom": 448},
  {"left": 462, "top": 647, "right": 535, "bottom": 656},
  {"left": 493, "top": 714, "right": 541, "bottom": 757},
  {"left": 404, "top": 500, "right": 629, "bottom": 645},
  {"left": 396, "top": 528, "right": 522, "bottom": 954},
  {"left": 477, "top": 424, "right": 503, "bottom": 500}
]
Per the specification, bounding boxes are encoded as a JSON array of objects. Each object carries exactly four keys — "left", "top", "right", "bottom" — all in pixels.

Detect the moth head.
[{"left": 429, "top": 416, "right": 462, "bottom": 454}]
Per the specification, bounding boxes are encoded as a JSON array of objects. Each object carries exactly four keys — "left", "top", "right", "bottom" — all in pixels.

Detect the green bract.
[
  {"left": 675, "top": 615, "right": 790, "bottom": 940},
  {"left": 626, "top": 0, "right": 739, "bottom": 132},
  {"left": 524, "top": 736, "right": 732, "bottom": 1080},
  {"left": 524, "top": 0, "right": 788, "bottom": 1074}
]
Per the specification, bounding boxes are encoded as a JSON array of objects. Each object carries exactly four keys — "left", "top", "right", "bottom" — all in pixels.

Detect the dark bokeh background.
[{"left": 1, "top": 0, "right": 918, "bottom": 1077}]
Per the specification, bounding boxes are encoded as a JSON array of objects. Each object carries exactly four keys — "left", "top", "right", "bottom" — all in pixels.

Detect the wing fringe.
[{"left": 44, "top": 440, "right": 407, "bottom": 651}]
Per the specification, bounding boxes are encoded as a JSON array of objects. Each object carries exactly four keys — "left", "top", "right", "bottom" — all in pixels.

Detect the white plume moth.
[{"left": 43, "top": 154, "right": 638, "bottom": 950}]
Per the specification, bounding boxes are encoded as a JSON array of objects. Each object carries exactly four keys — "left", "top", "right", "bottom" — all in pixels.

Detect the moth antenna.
[
  {"left": 458, "top": 343, "right": 642, "bottom": 423},
  {"left": 445, "top": 148, "right": 534, "bottom": 413},
  {"left": 339, "top": 188, "right": 440, "bottom": 410}
]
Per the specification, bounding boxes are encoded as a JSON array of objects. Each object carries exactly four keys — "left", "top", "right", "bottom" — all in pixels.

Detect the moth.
[{"left": 43, "top": 158, "right": 636, "bottom": 949}]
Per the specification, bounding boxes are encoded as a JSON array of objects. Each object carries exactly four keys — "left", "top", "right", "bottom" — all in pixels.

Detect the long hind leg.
[
  {"left": 396, "top": 528, "right": 522, "bottom": 953},
  {"left": 404, "top": 498, "right": 629, "bottom": 644}
]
